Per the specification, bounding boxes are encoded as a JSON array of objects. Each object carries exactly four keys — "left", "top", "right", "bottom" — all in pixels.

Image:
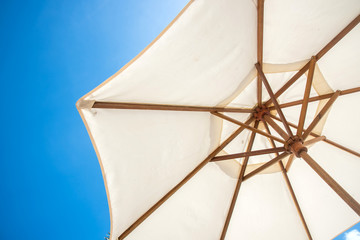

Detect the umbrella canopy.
[{"left": 77, "top": 0, "right": 360, "bottom": 239}]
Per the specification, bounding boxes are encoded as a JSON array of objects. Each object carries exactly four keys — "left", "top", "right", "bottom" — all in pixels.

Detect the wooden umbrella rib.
[
  {"left": 211, "top": 147, "right": 286, "bottom": 162},
  {"left": 264, "top": 14, "right": 359, "bottom": 106},
  {"left": 341, "top": 86, "right": 360, "bottom": 95},
  {"left": 257, "top": 0, "right": 264, "bottom": 67},
  {"left": 278, "top": 161, "right": 313, "bottom": 239},
  {"left": 256, "top": 63, "right": 294, "bottom": 137},
  {"left": 263, "top": 114, "right": 289, "bottom": 140},
  {"left": 302, "top": 91, "right": 341, "bottom": 139},
  {"left": 257, "top": 0, "right": 264, "bottom": 106},
  {"left": 300, "top": 152, "right": 360, "bottom": 216},
  {"left": 242, "top": 152, "right": 290, "bottom": 182},
  {"left": 269, "top": 86, "right": 360, "bottom": 110},
  {"left": 316, "top": 14, "right": 360, "bottom": 60},
  {"left": 323, "top": 139, "right": 360, "bottom": 158},
  {"left": 117, "top": 118, "right": 254, "bottom": 240},
  {"left": 264, "top": 61, "right": 311, "bottom": 107},
  {"left": 262, "top": 120, "right": 278, "bottom": 149},
  {"left": 92, "top": 101, "right": 253, "bottom": 113},
  {"left": 297, "top": 57, "right": 316, "bottom": 136},
  {"left": 263, "top": 120, "right": 313, "bottom": 239},
  {"left": 269, "top": 114, "right": 360, "bottom": 159},
  {"left": 212, "top": 112, "right": 285, "bottom": 144},
  {"left": 220, "top": 121, "right": 259, "bottom": 240},
  {"left": 285, "top": 154, "right": 295, "bottom": 172},
  {"left": 304, "top": 136, "right": 326, "bottom": 146}
]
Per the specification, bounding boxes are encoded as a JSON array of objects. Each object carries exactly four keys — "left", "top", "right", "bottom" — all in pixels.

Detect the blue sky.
[
  {"left": 0, "top": 0, "right": 187, "bottom": 239},
  {"left": 1, "top": 0, "right": 359, "bottom": 239},
  {"left": 334, "top": 222, "right": 360, "bottom": 240}
]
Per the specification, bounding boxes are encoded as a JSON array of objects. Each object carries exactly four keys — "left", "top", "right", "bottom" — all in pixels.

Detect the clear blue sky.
[
  {"left": 0, "top": 0, "right": 187, "bottom": 239},
  {"left": 1, "top": 0, "right": 359, "bottom": 239},
  {"left": 333, "top": 222, "right": 360, "bottom": 240}
]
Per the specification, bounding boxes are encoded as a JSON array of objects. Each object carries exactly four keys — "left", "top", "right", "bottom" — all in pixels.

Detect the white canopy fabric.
[{"left": 77, "top": 0, "right": 360, "bottom": 239}]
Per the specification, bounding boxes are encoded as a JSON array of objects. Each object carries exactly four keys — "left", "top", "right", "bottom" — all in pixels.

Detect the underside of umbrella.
[{"left": 77, "top": 0, "right": 360, "bottom": 239}]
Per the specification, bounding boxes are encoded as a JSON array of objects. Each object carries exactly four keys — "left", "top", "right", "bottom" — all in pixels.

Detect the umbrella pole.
[
  {"left": 117, "top": 118, "right": 254, "bottom": 240},
  {"left": 285, "top": 136, "right": 325, "bottom": 171},
  {"left": 300, "top": 151, "right": 360, "bottom": 216},
  {"left": 220, "top": 121, "right": 259, "bottom": 240},
  {"left": 262, "top": 121, "right": 313, "bottom": 240}
]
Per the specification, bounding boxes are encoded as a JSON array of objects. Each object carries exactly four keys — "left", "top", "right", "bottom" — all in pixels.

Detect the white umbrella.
[{"left": 77, "top": 0, "right": 360, "bottom": 239}]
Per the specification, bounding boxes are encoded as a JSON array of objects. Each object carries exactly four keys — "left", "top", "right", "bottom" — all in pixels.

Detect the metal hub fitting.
[
  {"left": 253, "top": 105, "right": 270, "bottom": 121},
  {"left": 285, "top": 136, "right": 307, "bottom": 158}
]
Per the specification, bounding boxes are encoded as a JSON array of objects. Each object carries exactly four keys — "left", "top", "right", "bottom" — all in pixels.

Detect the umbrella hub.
[
  {"left": 285, "top": 136, "right": 307, "bottom": 158},
  {"left": 253, "top": 105, "right": 270, "bottom": 121}
]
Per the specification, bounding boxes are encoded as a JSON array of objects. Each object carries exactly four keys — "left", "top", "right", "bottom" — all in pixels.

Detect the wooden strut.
[
  {"left": 315, "top": 14, "right": 360, "bottom": 60},
  {"left": 263, "top": 114, "right": 289, "bottom": 140},
  {"left": 262, "top": 121, "right": 313, "bottom": 240},
  {"left": 302, "top": 91, "right": 341, "bottom": 140},
  {"left": 117, "top": 118, "right": 254, "bottom": 239},
  {"left": 269, "top": 86, "right": 360, "bottom": 110},
  {"left": 300, "top": 151, "right": 360, "bottom": 216},
  {"left": 211, "top": 112, "right": 285, "bottom": 144},
  {"left": 269, "top": 114, "right": 360, "bottom": 159},
  {"left": 242, "top": 152, "right": 290, "bottom": 181},
  {"left": 303, "top": 136, "right": 326, "bottom": 147},
  {"left": 285, "top": 154, "right": 295, "bottom": 172},
  {"left": 297, "top": 57, "right": 316, "bottom": 137},
  {"left": 256, "top": 63, "right": 294, "bottom": 137},
  {"left": 211, "top": 147, "right": 286, "bottom": 162},
  {"left": 264, "top": 14, "right": 360, "bottom": 107},
  {"left": 264, "top": 61, "right": 310, "bottom": 107},
  {"left": 92, "top": 101, "right": 253, "bottom": 113},
  {"left": 278, "top": 161, "right": 313, "bottom": 240},
  {"left": 323, "top": 138, "right": 360, "bottom": 158},
  {"left": 220, "top": 121, "right": 259, "bottom": 240}
]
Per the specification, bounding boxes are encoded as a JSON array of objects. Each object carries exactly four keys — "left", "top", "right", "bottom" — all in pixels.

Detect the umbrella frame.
[{"left": 86, "top": 2, "right": 360, "bottom": 239}]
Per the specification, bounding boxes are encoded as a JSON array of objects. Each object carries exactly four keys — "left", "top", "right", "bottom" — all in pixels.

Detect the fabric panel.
[
  {"left": 85, "top": 0, "right": 257, "bottom": 107},
  {"left": 264, "top": 0, "right": 360, "bottom": 63},
  {"left": 127, "top": 163, "right": 237, "bottom": 240},
  {"left": 226, "top": 172, "right": 307, "bottom": 240},
  {"left": 82, "top": 108, "right": 219, "bottom": 240}
]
